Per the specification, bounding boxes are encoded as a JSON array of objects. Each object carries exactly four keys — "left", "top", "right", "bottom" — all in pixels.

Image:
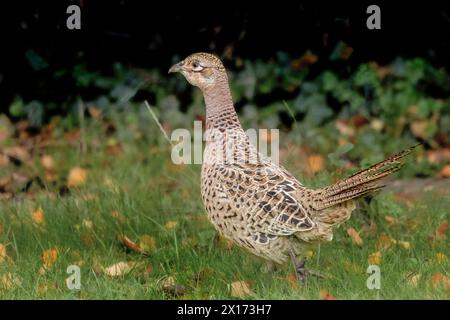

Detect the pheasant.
[{"left": 169, "top": 52, "right": 417, "bottom": 281}]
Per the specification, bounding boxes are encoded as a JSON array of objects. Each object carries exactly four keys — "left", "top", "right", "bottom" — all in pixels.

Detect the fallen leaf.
[
  {"left": 1, "top": 272, "right": 21, "bottom": 290},
  {"left": 82, "top": 219, "right": 93, "bottom": 229},
  {"left": 42, "top": 248, "right": 58, "bottom": 270},
  {"left": 32, "top": 207, "right": 45, "bottom": 225},
  {"left": 0, "top": 244, "right": 7, "bottom": 263},
  {"left": 165, "top": 220, "right": 178, "bottom": 230},
  {"left": 319, "top": 289, "right": 336, "bottom": 300},
  {"left": 307, "top": 155, "right": 325, "bottom": 174},
  {"left": 67, "top": 166, "right": 87, "bottom": 187},
  {"left": 384, "top": 215, "right": 400, "bottom": 226},
  {"left": 347, "top": 227, "right": 363, "bottom": 246},
  {"left": 138, "top": 235, "right": 156, "bottom": 253},
  {"left": 286, "top": 273, "right": 298, "bottom": 288},
  {"left": 230, "top": 281, "right": 253, "bottom": 298},
  {"left": 40, "top": 155, "right": 55, "bottom": 171},
  {"left": 435, "top": 253, "right": 448, "bottom": 264},
  {"left": 407, "top": 272, "right": 421, "bottom": 288},
  {"left": 439, "top": 165, "right": 450, "bottom": 178},
  {"left": 118, "top": 234, "right": 148, "bottom": 256},
  {"left": 103, "top": 261, "right": 136, "bottom": 277},
  {"left": 376, "top": 233, "right": 394, "bottom": 250},
  {"left": 398, "top": 240, "right": 411, "bottom": 250},
  {"left": 368, "top": 251, "right": 382, "bottom": 265},
  {"left": 436, "top": 222, "right": 448, "bottom": 241},
  {"left": 430, "top": 272, "right": 449, "bottom": 288}
]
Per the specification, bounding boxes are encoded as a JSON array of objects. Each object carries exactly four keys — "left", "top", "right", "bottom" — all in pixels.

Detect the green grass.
[{"left": 0, "top": 121, "right": 449, "bottom": 300}]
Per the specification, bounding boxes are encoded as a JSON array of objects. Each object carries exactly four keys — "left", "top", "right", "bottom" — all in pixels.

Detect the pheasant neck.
[{"left": 203, "top": 76, "right": 241, "bottom": 131}]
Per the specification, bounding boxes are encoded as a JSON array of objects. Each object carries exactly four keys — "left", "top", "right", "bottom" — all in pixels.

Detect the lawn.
[{"left": 0, "top": 114, "right": 449, "bottom": 299}]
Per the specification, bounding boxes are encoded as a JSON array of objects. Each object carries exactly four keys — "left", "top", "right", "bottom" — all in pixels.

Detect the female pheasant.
[{"left": 169, "top": 52, "right": 416, "bottom": 281}]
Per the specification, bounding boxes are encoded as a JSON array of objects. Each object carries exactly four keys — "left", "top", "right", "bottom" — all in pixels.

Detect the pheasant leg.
[{"left": 288, "top": 249, "right": 326, "bottom": 283}]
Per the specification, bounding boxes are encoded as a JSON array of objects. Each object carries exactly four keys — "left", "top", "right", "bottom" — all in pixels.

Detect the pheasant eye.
[{"left": 191, "top": 61, "right": 203, "bottom": 71}]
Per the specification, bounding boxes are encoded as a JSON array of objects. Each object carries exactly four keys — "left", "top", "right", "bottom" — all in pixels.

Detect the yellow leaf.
[
  {"left": 435, "top": 253, "right": 448, "bottom": 265},
  {"left": 368, "top": 251, "right": 382, "bottom": 265},
  {"left": 67, "top": 166, "right": 87, "bottom": 187},
  {"left": 138, "top": 235, "right": 156, "bottom": 253},
  {"left": 42, "top": 248, "right": 58, "bottom": 270},
  {"left": 319, "top": 289, "right": 336, "bottom": 300},
  {"left": 0, "top": 243, "right": 7, "bottom": 263},
  {"left": 165, "top": 220, "right": 178, "bottom": 230},
  {"left": 346, "top": 228, "right": 363, "bottom": 246},
  {"left": 398, "top": 240, "right": 411, "bottom": 250},
  {"left": 32, "top": 207, "right": 45, "bottom": 225},
  {"left": 376, "top": 233, "right": 394, "bottom": 250},
  {"left": 103, "top": 261, "right": 136, "bottom": 277},
  {"left": 230, "top": 281, "right": 253, "bottom": 298}
]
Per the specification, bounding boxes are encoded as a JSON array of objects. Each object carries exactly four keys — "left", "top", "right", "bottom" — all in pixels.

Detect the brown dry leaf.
[
  {"left": 67, "top": 166, "right": 87, "bottom": 188},
  {"left": 376, "top": 233, "right": 394, "bottom": 250},
  {"left": 286, "top": 273, "right": 298, "bottom": 288},
  {"left": 368, "top": 251, "right": 382, "bottom": 265},
  {"left": 230, "top": 281, "right": 253, "bottom": 298},
  {"left": 40, "top": 155, "right": 55, "bottom": 171},
  {"left": 430, "top": 272, "right": 449, "bottom": 288},
  {"left": 384, "top": 215, "right": 400, "bottom": 226},
  {"left": 319, "top": 289, "right": 336, "bottom": 300},
  {"left": 118, "top": 234, "right": 148, "bottom": 256},
  {"left": 32, "top": 207, "right": 45, "bottom": 225},
  {"left": 103, "top": 261, "right": 136, "bottom": 277},
  {"left": 436, "top": 222, "right": 449, "bottom": 241},
  {"left": 42, "top": 248, "right": 58, "bottom": 270},
  {"left": 138, "top": 235, "right": 156, "bottom": 253},
  {"left": 347, "top": 228, "right": 363, "bottom": 246},
  {"left": 439, "top": 165, "right": 450, "bottom": 178},
  {"left": 165, "top": 220, "right": 178, "bottom": 230},
  {"left": 307, "top": 155, "right": 325, "bottom": 174}
]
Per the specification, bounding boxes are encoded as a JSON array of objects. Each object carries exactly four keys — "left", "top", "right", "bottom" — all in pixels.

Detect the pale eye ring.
[{"left": 191, "top": 61, "right": 203, "bottom": 71}]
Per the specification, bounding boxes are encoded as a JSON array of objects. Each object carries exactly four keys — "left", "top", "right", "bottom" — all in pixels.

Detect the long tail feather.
[{"left": 312, "top": 144, "right": 420, "bottom": 210}]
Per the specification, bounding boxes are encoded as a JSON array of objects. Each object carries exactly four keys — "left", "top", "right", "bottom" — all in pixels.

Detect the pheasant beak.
[{"left": 168, "top": 62, "right": 184, "bottom": 74}]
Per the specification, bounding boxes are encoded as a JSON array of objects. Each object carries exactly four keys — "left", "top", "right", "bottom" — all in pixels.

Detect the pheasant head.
[{"left": 169, "top": 52, "right": 227, "bottom": 91}]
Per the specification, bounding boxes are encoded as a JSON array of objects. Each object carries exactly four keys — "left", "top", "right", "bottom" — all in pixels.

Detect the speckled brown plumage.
[{"left": 169, "top": 53, "right": 416, "bottom": 269}]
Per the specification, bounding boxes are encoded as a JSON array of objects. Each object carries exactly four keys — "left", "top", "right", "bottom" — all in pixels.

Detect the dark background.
[{"left": 1, "top": 1, "right": 450, "bottom": 113}]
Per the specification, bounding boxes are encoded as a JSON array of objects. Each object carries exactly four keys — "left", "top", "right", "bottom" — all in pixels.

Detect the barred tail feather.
[{"left": 312, "top": 144, "right": 420, "bottom": 210}]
